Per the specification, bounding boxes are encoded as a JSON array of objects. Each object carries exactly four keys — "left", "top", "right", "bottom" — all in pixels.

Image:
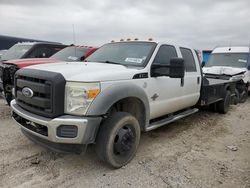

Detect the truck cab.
[
  {"left": 203, "top": 46, "right": 250, "bottom": 102},
  {"left": 10, "top": 41, "right": 235, "bottom": 168}
]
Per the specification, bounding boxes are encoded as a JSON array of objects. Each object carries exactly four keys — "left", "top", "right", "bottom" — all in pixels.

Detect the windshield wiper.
[{"left": 97, "top": 60, "right": 127, "bottom": 67}]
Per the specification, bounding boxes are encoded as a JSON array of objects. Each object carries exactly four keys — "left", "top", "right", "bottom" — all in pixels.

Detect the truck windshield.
[
  {"left": 205, "top": 53, "right": 249, "bottom": 68},
  {"left": 1, "top": 44, "right": 33, "bottom": 61},
  {"left": 51, "top": 46, "right": 88, "bottom": 62},
  {"left": 85, "top": 42, "right": 156, "bottom": 66}
]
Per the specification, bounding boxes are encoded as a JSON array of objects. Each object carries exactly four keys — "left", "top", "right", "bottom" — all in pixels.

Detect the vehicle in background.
[
  {"left": 0, "top": 42, "right": 67, "bottom": 100},
  {"left": 0, "top": 35, "right": 59, "bottom": 50},
  {"left": 11, "top": 40, "right": 238, "bottom": 168},
  {"left": 203, "top": 46, "right": 250, "bottom": 103},
  {"left": 0, "top": 42, "right": 67, "bottom": 62},
  {"left": 0, "top": 50, "right": 8, "bottom": 59},
  {"left": 0, "top": 45, "right": 97, "bottom": 104},
  {"left": 202, "top": 50, "right": 212, "bottom": 64}
]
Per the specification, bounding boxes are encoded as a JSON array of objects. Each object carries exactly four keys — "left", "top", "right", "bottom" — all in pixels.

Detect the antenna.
[
  {"left": 72, "top": 24, "right": 76, "bottom": 57},
  {"left": 229, "top": 40, "right": 232, "bottom": 51}
]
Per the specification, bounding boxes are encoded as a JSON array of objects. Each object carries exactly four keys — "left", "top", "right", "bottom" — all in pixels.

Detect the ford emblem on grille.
[{"left": 22, "top": 87, "right": 34, "bottom": 98}]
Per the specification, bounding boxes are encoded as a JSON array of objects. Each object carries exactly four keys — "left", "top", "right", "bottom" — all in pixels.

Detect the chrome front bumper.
[{"left": 11, "top": 100, "right": 102, "bottom": 145}]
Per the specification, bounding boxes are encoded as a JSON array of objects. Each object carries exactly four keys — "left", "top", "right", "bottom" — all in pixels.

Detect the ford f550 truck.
[{"left": 11, "top": 41, "right": 237, "bottom": 168}]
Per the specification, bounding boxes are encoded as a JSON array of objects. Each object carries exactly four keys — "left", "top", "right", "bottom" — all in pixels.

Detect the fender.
[{"left": 86, "top": 83, "right": 150, "bottom": 129}]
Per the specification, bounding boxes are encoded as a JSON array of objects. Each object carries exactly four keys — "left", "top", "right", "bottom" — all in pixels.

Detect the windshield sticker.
[
  {"left": 238, "top": 59, "right": 247, "bottom": 63},
  {"left": 68, "top": 56, "right": 78, "bottom": 61},
  {"left": 125, "top": 57, "right": 143, "bottom": 64}
]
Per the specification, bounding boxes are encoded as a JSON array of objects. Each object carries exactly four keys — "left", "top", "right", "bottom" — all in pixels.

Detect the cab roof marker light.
[
  {"left": 111, "top": 40, "right": 115, "bottom": 43},
  {"left": 127, "top": 38, "right": 131, "bottom": 41},
  {"left": 134, "top": 38, "right": 139, "bottom": 41},
  {"left": 148, "top": 38, "right": 153, "bottom": 41},
  {"left": 120, "top": 39, "right": 124, "bottom": 41}
]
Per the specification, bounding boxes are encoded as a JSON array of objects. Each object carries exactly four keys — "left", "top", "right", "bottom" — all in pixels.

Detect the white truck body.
[
  {"left": 10, "top": 41, "right": 237, "bottom": 167},
  {"left": 28, "top": 42, "right": 201, "bottom": 119}
]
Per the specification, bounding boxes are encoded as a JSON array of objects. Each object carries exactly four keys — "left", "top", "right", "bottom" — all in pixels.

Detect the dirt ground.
[{"left": 0, "top": 98, "right": 249, "bottom": 188}]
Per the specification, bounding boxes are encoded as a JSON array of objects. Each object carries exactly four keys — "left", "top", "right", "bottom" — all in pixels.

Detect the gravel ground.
[{"left": 0, "top": 98, "right": 249, "bottom": 188}]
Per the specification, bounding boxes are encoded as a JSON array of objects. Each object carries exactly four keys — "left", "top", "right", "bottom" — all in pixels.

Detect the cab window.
[{"left": 153, "top": 45, "right": 177, "bottom": 65}]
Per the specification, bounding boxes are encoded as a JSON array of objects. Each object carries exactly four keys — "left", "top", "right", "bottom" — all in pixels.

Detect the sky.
[{"left": 0, "top": 0, "right": 249, "bottom": 49}]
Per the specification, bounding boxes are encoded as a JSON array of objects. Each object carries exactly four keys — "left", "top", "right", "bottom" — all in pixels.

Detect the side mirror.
[
  {"left": 169, "top": 58, "right": 185, "bottom": 78},
  {"left": 151, "top": 58, "right": 185, "bottom": 78},
  {"left": 201, "top": 61, "right": 205, "bottom": 68}
]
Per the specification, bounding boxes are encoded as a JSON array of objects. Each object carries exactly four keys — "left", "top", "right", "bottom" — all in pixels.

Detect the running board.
[{"left": 146, "top": 108, "right": 199, "bottom": 131}]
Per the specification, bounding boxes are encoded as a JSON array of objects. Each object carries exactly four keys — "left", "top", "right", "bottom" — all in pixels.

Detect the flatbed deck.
[{"left": 199, "top": 77, "right": 237, "bottom": 106}]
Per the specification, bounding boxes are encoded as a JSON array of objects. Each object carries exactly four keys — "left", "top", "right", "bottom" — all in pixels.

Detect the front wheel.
[
  {"left": 5, "top": 92, "right": 13, "bottom": 106},
  {"left": 95, "top": 112, "right": 141, "bottom": 168}
]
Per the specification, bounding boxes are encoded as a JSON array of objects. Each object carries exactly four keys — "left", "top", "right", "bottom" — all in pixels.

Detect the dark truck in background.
[{"left": 0, "top": 45, "right": 97, "bottom": 104}]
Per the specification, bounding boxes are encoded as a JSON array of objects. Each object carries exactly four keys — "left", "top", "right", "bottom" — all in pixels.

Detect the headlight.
[{"left": 65, "top": 82, "right": 100, "bottom": 115}]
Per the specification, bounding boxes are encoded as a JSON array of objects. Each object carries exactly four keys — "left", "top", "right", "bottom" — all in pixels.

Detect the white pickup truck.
[
  {"left": 11, "top": 41, "right": 237, "bottom": 168},
  {"left": 203, "top": 46, "right": 250, "bottom": 103}
]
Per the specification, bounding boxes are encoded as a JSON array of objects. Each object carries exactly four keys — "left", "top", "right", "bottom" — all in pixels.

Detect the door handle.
[
  {"left": 197, "top": 77, "right": 200, "bottom": 84},
  {"left": 181, "top": 78, "right": 184, "bottom": 87}
]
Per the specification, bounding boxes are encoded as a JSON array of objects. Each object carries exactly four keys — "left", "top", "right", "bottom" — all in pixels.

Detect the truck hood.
[
  {"left": 25, "top": 62, "right": 142, "bottom": 82},
  {"left": 4, "top": 58, "right": 60, "bottom": 68},
  {"left": 203, "top": 66, "right": 247, "bottom": 76}
]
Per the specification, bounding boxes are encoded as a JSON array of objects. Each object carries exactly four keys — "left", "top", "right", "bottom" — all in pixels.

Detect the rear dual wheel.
[
  {"left": 95, "top": 112, "right": 141, "bottom": 168},
  {"left": 217, "top": 91, "right": 231, "bottom": 114},
  {"left": 239, "top": 89, "right": 248, "bottom": 103}
]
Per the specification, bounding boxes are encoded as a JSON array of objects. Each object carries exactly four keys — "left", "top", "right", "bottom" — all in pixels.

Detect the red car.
[{"left": 0, "top": 45, "right": 98, "bottom": 104}]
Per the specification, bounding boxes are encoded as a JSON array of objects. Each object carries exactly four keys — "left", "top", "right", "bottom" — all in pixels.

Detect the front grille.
[
  {"left": 0, "top": 63, "right": 17, "bottom": 86},
  {"left": 16, "top": 75, "right": 52, "bottom": 113},
  {"left": 15, "top": 68, "right": 66, "bottom": 118}
]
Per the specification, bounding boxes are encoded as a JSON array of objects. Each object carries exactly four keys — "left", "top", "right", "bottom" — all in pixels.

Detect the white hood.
[
  {"left": 203, "top": 66, "right": 247, "bottom": 76},
  {"left": 25, "top": 62, "right": 141, "bottom": 82}
]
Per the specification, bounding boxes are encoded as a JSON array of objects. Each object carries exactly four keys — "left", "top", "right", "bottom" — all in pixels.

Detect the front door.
[{"left": 147, "top": 45, "right": 186, "bottom": 119}]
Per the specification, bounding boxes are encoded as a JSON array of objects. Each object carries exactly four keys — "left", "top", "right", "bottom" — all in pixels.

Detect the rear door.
[{"left": 179, "top": 47, "right": 201, "bottom": 107}]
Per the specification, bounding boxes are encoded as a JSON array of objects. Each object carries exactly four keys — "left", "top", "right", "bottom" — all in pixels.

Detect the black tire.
[
  {"left": 5, "top": 92, "right": 12, "bottom": 106},
  {"left": 217, "top": 91, "right": 231, "bottom": 114},
  {"left": 209, "top": 103, "right": 217, "bottom": 112},
  {"left": 95, "top": 112, "right": 141, "bottom": 168},
  {"left": 233, "top": 89, "right": 240, "bottom": 105},
  {"left": 239, "top": 90, "right": 247, "bottom": 103}
]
